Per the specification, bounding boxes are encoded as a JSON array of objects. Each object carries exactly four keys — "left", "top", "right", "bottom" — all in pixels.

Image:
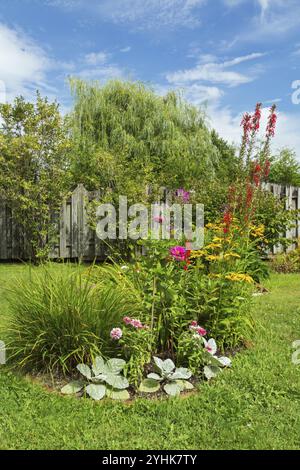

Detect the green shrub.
[{"left": 4, "top": 264, "right": 140, "bottom": 374}]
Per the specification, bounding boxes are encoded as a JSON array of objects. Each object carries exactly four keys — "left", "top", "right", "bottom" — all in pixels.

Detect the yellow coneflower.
[
  {"left": 225, "top": 273, "right": 254, "bottom": 283},
  {"left": 205, "top": 255, "right": 220, "bottom": 262},
  {"left": 224, "top": 252, "right": 241, "bottom": 259}
]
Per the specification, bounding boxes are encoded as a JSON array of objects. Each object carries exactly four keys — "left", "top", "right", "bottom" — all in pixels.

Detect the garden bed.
[{"left": 1, "top": 269, "right": 300, "bottom": 450}]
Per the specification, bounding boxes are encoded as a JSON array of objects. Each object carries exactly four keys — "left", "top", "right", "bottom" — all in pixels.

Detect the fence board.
[{"left": 0, "top": 183, "right": 299, "bottom": 261}]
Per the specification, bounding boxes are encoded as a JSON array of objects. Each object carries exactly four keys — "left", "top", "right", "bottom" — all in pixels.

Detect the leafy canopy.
[{"left": 0, "top": 92, "right": 71, "bottom": 261}]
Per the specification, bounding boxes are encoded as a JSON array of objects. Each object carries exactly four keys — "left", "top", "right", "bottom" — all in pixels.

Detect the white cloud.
[
  {"left": 258, "top": 0, "right": 270, "bottom": 12},
  {"left": 99, "top": 0, "right": 206, "bottom": 29},
  {"left": 166, "top": 52, "right": 266, "bottom": 87},
  {"left": 0, "top": 23, "right": 50, "bottom": 101},
  {"left": 120, "top": 46, "right": 131, "bottom": 53},
  {"left": 84, "top": 51, "right": 108, "bottom": 65},
  {"left": 44, "top": 0, "right": 206, "bottom": 29},
  {"left": 77, "top": 65, "right": 125, "bottom": 81},
  {"left": 184, "top": 84, "right": 224, "bottom": 105},
  {"left": 78, "top": 50, "right": 126, "bottom": 82},
  {"left": 228, "top": 0, "right": 300, "bottom": 44}
]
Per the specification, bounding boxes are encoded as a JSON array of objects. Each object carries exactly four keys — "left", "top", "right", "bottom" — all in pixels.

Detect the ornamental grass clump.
[{"left": 4, "top": 264, "right": 141, "bottom": 374}]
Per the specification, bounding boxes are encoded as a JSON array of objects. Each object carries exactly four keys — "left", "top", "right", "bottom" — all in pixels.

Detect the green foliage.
[
  {"left": 210, "top": 130, "right": 239, "bottom": 183},
  {"left": 254, "top": 188, "right": 298, "bottom": 251},
  {"left": 4, "top": 264, "right": 140, "bottom": 374},
  {"left": 269, "top": 148, "right": 300, "bottom": 186},
  {"left": 176, "top": 328, "right": 232, "bottom": 377},
  {"left": 271, "top": 246, "right": 300, "bottom": 273},
  {"left": 62, "top": 356, "right": 130, "bottom": 401},
  {"left": 69, "top": 79, "right": 220, "bottom": 196},
  {"left": 0, "top": 93, "right": 71, "bottom": 261},
  {"left": 120, "top": 325, "right": 154, "bottom": 387},
  {"left": 139, "top": 357, "right": 193, "bottom": 397}
]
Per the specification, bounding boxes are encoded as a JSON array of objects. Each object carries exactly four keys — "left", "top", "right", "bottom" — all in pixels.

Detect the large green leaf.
[
  {"left": 147, "top": 373, "right": 162, "bottom": 381},
  {"left": 175, "top": 380, "right": 194, "bottom": 391},
  {"left": 164, "top": 382, "right": 182, "bottom": 397},
  {"left": 153, "top": 356, "right": 164, "bottom": 372},
  {"left": 218, "top": 356, "right": 232, "bottom": 367},
  {"left": 92, "top": 356, "right": 106, "bottom": 376},
  {"left": 77, "top": 363, "right": 92, "bottom": 380},
  {"left": 91, "top": 374, "right": 106, "bottom": 383},
  {"left": 104, "top": 373, "right": 129, "bottom": 390},
  {"left": 204, "top": 365, "right": 221, "bottom": 380},
  {"left": 106, "top": 388, "right": 130, "bottom": 401},
  {"left": 161, "top": 359, "right": 175, "bottom": 375},
  {"left": 85, "top": 384, "right": 106, "bottom": 400},
  {"left": 106, "top": 358, "right": 126, "bottom": 374},
  {"left": 171, "top": 368, "right": 192, "bottom": 380},
  {"left": 139, "top": 378, "right": 160, "bottom": 393},
  {"left": 61, "top": 381, "right": 84, "bottom": 395}
]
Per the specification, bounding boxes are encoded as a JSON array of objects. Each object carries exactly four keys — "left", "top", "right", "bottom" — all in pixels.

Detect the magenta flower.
[
  {"left": 110, "top": 328, "right": 123, "bottom": 340},
  {"left": 176, "top": 188, "right": 190, "bottom": 203},
  {"left": 123, "top": 316, "right": 132, "bottom": 325},
  {"left": 196, "top": 326, "right": 207, "bottom": 337},
  {"left": 170, "top": 246, "right": 186, "bottom": 261},
  {"left": 189, "top": 321, "right": 207, "bottom": 337}
]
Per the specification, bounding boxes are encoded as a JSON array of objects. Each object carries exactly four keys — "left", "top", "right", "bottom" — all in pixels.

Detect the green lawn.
[{"left": 0, "top": 265, "right": 300, "bottom": 450}]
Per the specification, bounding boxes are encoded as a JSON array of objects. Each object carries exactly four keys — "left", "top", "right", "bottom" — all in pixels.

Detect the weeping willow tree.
[{"left": 68, "top": 78, "right": 224, "bottom": 198}]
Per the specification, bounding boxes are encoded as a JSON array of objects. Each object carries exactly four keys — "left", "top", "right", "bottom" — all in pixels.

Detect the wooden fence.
[
  {"left": 0, "top": 183, "right": 299, "bottom": 261},
  {"left": 264, "top": 183, "right": 300, "bottom": 253},
  {"left": 0, "top": 185, "right": 107, "bottom": 261}
]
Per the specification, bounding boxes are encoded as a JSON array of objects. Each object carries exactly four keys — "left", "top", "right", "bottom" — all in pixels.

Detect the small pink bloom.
[
  {"left": 190, "top": 320, "right": 198, "bottom": 327},
  {"left": 170, "top": 246, "right": 186, "bottom": 262},
  {"left": 130, "top": 319, "right": 143, "bottom": 329},
  {"left": 196, "top": 326, "right": 207, "bottom": 337},
  {"left": 110, "top": 328, "right": 123, "bottom": 340},
  {"left": 123, "top": 316, "right": 132, "bottom": 325}
]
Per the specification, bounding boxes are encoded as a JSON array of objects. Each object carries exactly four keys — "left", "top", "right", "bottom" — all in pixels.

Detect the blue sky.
[{"left": 0, "top": 0, "right": 300, "bottom": 155}]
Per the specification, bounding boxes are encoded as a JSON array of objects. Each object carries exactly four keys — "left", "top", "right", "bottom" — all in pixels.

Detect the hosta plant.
[
  {"left": 61, "top": 356, "right": 130, "bottom": 401},
  {"left": 139, "top": 356, "right": 194, "bottom": 397}
]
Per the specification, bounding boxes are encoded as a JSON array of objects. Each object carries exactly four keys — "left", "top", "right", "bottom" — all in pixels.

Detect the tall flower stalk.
[{"left": 225, "top": 103, "right": 278, "bottom": 234}]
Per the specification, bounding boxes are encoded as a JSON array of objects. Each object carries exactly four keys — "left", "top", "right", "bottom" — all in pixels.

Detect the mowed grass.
[{"left": 0, "top": 264, "right": 300, "bottom": 450}]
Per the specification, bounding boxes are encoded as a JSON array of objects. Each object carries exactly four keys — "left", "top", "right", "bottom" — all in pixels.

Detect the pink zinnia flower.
[
  {"left": 170, "top": 246, "right": 186, "bottom": 261},
  {"left": 110, "top": 328, "right": 123, "bottom": 340},
  {"left": 196, "top": 326, "right": 207, "bottom": 337},
  {"left": 130, "top": 319, "right": 143, "bottom": 329}
]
